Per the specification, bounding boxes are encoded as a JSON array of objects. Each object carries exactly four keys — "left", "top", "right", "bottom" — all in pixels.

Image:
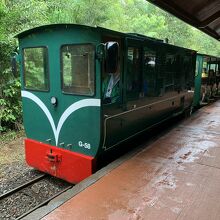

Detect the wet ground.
[{"left": 43, "top": 101, "right": 220, "bottom": 220}]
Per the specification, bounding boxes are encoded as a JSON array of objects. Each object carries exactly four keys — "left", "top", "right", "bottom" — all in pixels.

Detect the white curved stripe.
[
  {"left": 21, "top": 91, "right": 100, "bottom": 146},
  {"left": 21, "top": 91, "right": 57, "bottom": 139},
  {"left": 56, "top": 99, "right": 100, "bottom": 145}
]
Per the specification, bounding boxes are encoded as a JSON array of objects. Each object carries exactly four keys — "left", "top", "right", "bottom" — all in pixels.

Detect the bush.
[
  {"left": 0, "top": 77, "right": 22, "bottom": 132},
  {"left": 0, "top": 39, "right": 22, "bottom": 132}
]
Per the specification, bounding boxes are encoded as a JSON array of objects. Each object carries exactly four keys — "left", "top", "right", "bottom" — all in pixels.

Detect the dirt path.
[
  {"left": 0, "top": 131, "right": 26, "bottom": 166},
  {"left": 0, "top": 131, "right": 37, "bottom": 195}
]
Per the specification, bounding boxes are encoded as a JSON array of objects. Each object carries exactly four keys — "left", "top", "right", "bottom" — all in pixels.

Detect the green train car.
[
  {"left": 16, "top": 24, "right": 196, "bottom": 183},
  {"left": 193, "top": 54, "right": 220, "bottom": 107}
]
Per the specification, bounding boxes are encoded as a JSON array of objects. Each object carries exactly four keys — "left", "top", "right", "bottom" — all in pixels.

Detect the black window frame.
[
  {"left": 143, "top": 46, "right": 160, "bottom": 97},
  {"left": 60, "top": 43, "right": 96, "bottom": 97},
  {"left": 23, "top": 46, "right": 50, "bottom": 92},
  {"left": 126, "top": 46, "right": 142, "bottom": 100}
]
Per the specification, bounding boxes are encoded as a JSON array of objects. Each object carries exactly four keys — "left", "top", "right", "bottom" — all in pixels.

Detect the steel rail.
[
  {"left": 16, "top": 185, "right": 73, "bottom": 220},
  {"left": 0, "top": 174, "right": 46, "bottom": 200}
]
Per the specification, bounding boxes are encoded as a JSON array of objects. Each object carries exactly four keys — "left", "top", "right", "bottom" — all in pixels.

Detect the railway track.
[
  {"left": 0, "top": 174, "right": 72, "bottom": 220},
  {"left": 0, "top": 174, "right": 46, "bottom": 200}
]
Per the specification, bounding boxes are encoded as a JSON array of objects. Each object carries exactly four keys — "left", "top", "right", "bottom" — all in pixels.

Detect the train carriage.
[
  {"left": 193, "top": 54, "right": 220, "bottom": 107},
  {"left": 15, "top": 24, "right": 196, "bottom": 183}
]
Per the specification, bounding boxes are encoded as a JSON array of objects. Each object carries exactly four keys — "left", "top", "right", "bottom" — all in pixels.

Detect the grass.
[
  {"left": 0, "top": 128, "right": 25, "bottom": 145},
  {"left": 0, "top": 128, "right": 26, "bottom": 168}
]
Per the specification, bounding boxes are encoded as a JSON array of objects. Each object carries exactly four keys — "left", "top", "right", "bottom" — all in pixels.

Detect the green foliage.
[
  {"left": 0, "top": 38, "right": 20, "bottom": 132},
  {"left": 0, "top": 78, "right": 22, "bottom": 131},
  {"left": 0, "top": 0, "right": 219, "bottom": 132},
  {"left": 0, "top": 129, "right": 24, "bottom": 144}
]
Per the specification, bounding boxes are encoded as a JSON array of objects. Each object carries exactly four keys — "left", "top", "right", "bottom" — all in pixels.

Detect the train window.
[
  {"left": 182, "top": 54, "right": 195, "bottom": 90},
  {"left": 144, "top": 51, "right": 156, "bottom": 68},
  {"left": 210, "top": 64, "right": 216, "bottom": 70},
  {"left": 203, "top": 61, "right": 207, "bottom": 69},
  {"left": 164, "top": 53, "right": 175, "bottom": 91},
  {"left": 143, "top": 49, "right": 158, "bottom": 96},
  {"left": 23, "top": 47, "right": 49, "bottom": 91},
  {"left": 61, "top": 44, "right": 95, "bottom": 96},
  {"left": 126, "top": 47, "right": 142, "bottom": 99}
]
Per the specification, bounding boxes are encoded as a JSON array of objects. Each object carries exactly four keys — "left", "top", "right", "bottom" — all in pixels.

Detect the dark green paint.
[
  {"left": 18, "top": 24, "right": 196, "bottom": 159},
  {"left": 19, "top": 25, "right": 102, "bottom": 157},
  {"left": 193, "top": 54, "right": 203, "bottom": 107}
]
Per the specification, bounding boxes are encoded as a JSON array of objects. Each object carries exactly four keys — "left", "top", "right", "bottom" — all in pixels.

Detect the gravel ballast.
[{"left": 0, "top": 131, "right": 72, "bottom": 219}]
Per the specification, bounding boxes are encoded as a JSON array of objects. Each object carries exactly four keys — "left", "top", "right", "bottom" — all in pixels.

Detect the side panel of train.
[
  {"left": 17, "top": 24, "right": 196, "bottom": 183},
  {"left": 102, "top": 36, "right": 196, "bottom": 150}
]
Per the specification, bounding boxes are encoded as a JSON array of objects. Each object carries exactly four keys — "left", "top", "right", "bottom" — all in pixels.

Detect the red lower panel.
[{"left": 25, "top": 139, "right": 95, "bottom": 184}]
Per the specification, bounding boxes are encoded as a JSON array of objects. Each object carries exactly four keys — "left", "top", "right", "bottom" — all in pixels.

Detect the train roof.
[
  {"left": 16, "top": 23, "right": 196, "bottom": 52},
  {"left": 197, "top": 53, "right": 220, "bottom": 59},
  {"left": 15, "top": 23, "right": 126, "bottom": 39}
]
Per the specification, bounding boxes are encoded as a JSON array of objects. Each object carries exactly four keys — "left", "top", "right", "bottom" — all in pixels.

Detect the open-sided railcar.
[{"left": 193, "top": 54, "right": 220, "bottom": 107}]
